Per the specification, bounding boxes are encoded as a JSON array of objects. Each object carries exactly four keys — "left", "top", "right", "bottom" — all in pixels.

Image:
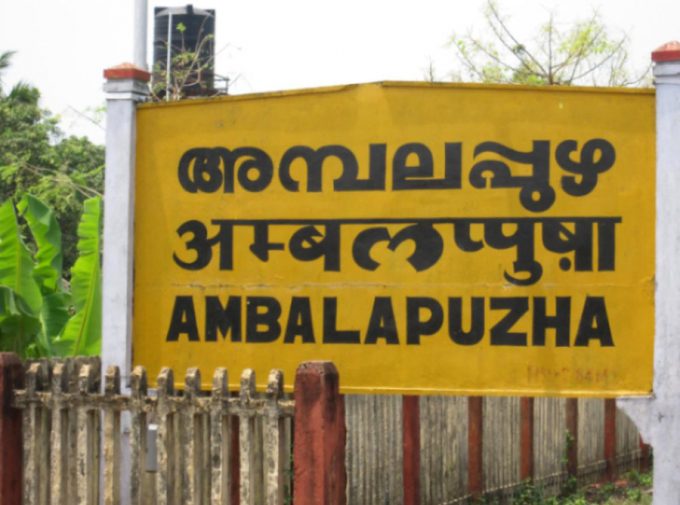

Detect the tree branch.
[
  {"left": 570, "top": 36, "right": 627, "bottom": 83},
  {"left": 485, "top": 0, "right": 547, "bottom": 77}
]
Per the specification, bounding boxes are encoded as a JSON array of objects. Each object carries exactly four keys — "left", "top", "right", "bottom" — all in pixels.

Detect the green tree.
[
  {"left": 450, "top": 1, "right": 649, "bottom": 86},
  {"left": 0, "top": 51, "right": 14, "bottom": 85},
  {"left": 0, "top": 50, "right": 104, "bottom": 272},
  {"left": 0, "top": 195, "right": 102, "bottom": 358}
]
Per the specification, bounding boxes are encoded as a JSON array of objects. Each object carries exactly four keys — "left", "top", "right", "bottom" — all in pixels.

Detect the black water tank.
[{"left": 153, "top": 5, "right": 215, "bottom": 98}]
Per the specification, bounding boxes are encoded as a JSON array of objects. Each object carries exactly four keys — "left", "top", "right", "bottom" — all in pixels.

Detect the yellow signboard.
[{"left": 133, "top": 82, "right": 654, "bottom": 396}]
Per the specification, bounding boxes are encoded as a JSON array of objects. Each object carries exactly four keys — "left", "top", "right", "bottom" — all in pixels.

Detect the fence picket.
[
  {"left": 49, "top": 363, "right": 68, "bottom": 505},
  {"left": 103, "top": 366, "right": 121, "bottom": 505},
  {"left": 130, "top": 366, "right": 148, "bottom": 505},
  {"left": 239, "top": 369, "right": 257, "bottom": 505},
  {"left": 210, "top": 368, "right": 230, "bottom": 505},
  {"left": 67, "top": 361, "right": 80, "bottom": 503},
  {"left": 155, "top": 367, "right": 174, "bottom": 505},
  {"left": 23, "top": 362, "right": 43, "bottom": 505},
  {"left": 183, "top": 368, "right": 200, "bottom": 505},
  {"left": 37, "top": 361, "right": 52, "bottom": 505},
  {"left": 264, "top": 369, "right": 285, "bottom": 505},
  {"left": 76, "top": 363, "right": 100, "bottom": 504},
  {"left": 28, "top": 362, "right": 51, "bottom": 505}
]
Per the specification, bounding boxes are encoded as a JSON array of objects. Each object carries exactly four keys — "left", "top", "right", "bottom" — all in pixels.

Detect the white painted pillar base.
[
  {"left": 618, "top": 41, "right": 680, "bottom": 504},
  {"left": 101, "top": 63, "right": 150, "bottom": 505}
]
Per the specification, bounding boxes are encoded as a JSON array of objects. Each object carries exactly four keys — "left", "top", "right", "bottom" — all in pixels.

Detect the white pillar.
[
  {"left": 101, "top": 63, "right": 149, "bottom": 505},
  {"left": 101, "top": 64, "right": 149, "bottom": 382},
  {"left": 618, "top": 41, "right": 680, "bottom": 503},
  {"left": 133, "top": 0, "right": 149, "bottom": 70}
]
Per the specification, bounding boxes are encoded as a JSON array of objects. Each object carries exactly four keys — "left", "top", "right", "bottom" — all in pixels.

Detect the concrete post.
[
  {"left": 102, "top": 63, "right": 149, "bottom": 505},
  {"left": 293, "top": 361, "right": 347, "bottom": 505},
  {"left": 101, "top": 63, "right": 149, "bottom": 385},
  {"left": 617, "top": 41, "right": 680, "bottom": 503}
]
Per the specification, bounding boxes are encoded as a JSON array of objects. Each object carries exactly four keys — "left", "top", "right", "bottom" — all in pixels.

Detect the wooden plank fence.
[
  {"left": 0, "top": 352, "right": 653, "bottom": 505},
  {"left": 345, "top": 395, "right": 652, "bottom": 504},
  {"left": 0, "top": 354, "right": 346, "bottom": 505}
]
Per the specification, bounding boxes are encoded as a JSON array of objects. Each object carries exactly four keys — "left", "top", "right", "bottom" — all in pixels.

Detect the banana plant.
[{"left": 0, "top": 194, "right": 101, "bottom": 357}]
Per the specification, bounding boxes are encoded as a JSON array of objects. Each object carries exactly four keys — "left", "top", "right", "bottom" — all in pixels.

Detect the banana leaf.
[
  {"left": 54, "top": 197, "right": 101, "bottom": 356},
  {"left": 0, "top": 285, "right": 41, "bottom": 356},
  {"left": 17, "top": 194, "right": 63, "bottom": 294},
  {"left": 0, "top": 200, "right": 41, "bottom": 315},
  {"left": 37, "top": 291, "right": 72, "bottom": 357}
]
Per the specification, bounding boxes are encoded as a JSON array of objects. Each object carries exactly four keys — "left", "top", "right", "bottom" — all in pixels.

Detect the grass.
[{"left": 501, "top": 471, "right": 653, "bottom": 505}]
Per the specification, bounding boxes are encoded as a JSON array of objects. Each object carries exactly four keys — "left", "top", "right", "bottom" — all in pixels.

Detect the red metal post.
[
  {"left": 520, "top": 397, "right": 534, "bottom": 481},
  {"left": 402, "top": 395, "right": 420, "bottom": 505},
  {"left": 604, "top": 399, "right": 617, "bottom": 481},
  {"left": 293, "top": 361, "right": 346, "bottom": 505},
  {"left": 639, "top": 436, "right": 651, "bottom": 473},
  {"left": 0, "top": 353, "right": 23, "bottom": 505},
  {"left": 565, "top": 398, "right": 578, "bottom": 479},
  {"left": 468, "top": 396, "right": 483, "bottom": 499}
]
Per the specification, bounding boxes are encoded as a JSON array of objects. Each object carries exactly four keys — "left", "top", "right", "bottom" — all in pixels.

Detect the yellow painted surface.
[{"left": 133, "top": 82, "right": 654, "bottom": 396}]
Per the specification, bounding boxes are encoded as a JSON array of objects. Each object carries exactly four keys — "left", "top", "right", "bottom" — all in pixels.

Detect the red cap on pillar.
[
  {"left": 652, "top": 41, "right": 680, "bottom": 63},
  {"left": 103, "top": 63, "right": 151, "bottom": 82}
]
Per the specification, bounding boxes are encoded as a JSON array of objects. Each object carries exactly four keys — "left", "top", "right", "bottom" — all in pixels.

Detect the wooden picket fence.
[
  {"left": 0, "top": 354, "right": 346, "bottom": 505},
  {"left": 0, "top": 353, "right": 652, "bottom": 505},
  {"left": 345, "top": 395, "right": 652, "bottom": 504}
]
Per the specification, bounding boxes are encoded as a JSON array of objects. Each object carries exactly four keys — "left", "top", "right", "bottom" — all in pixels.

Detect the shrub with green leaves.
[{"left": 0, "top": 194, "right": 101, "bottom": 357}]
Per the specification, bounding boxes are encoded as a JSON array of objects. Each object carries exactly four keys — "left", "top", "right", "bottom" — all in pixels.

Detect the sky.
[{"left": 0, "top": 0, "right": 678, "bottom": 143}]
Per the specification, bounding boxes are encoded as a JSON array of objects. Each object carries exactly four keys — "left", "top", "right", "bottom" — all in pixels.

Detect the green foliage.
[
  {"left": 512, "top": 480, "right": 545, "bottom": 505},
  {"left": 0, "top": 200, "right": 42, "bottom": 313},
  {"left": 0, "top": 82, "right": 57, "bottom": 196},
  {"left": 53, "top": 197, "right": 101, "bottom": 356},
  {"left": 562, "top": 430, "right": 576, "bottom": 467},
  {"left": 151, "top": 23, "right": 216, "bottom": 100},
  {"left": 626, "top": 471, "right": 652, "bottom": 489},
  {"left": 498, "top": 470, "right": 653, "bottom": 504},
  {"left": 0, "top": 195, "right": 101, "bottom": 358},
  {"left": 450, "top": 1, "right": 649, "bottom": 87},
  {"left": 624, "top": 488, "right": 642, "bottom": 502},
  {"left": 16, "top": 195, "right": 62, "bottom": 292},
  {"left": 561, "top": 476, "right": 579, "bottom": 498},
  {"left": 0, "top": 50, "right": 103, "bottom": 274},
  {"left": 559, "top": 497, "right": 588, "bottom": 505},
  {"left": 0, "top": 197, "right": 42, "bottom": 357}
]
